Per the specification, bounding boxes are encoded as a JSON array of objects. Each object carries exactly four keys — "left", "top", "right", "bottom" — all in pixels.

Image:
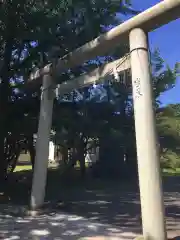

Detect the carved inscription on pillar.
[{"left": 134, "top": 77, "right": 142, "bottom": 99}]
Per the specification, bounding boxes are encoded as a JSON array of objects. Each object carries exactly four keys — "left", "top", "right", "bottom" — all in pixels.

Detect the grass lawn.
[
  {"left": 14, "top": 165, "right": 32, "bottom": 172},
  {"left": 14, "top": 163, "right": 180, "bottom": 175},
  {"left": 162, "top": 167, "right": 180, "bottom": 176},
  {"left": 13, "top": 156, "right": 180, "bottom": 177},
  {"left": 14, "top": 163, "right": 59, "bottom": 172}
]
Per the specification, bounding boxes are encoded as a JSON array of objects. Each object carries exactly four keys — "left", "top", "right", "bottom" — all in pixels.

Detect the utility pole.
[{"left": 129, "top": 28, "right": 167, "bottom": 240}]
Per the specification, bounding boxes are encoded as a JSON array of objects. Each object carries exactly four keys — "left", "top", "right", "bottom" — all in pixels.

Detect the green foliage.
[
  {"left": 0, "top": 0, "right": 135, "bottom": 176},
  {"left": 0, "top": 0, "right": 135, "bottom": 82},
  {"left": 151, "top": 49, "right": 177, "bottom": 102},
  {"left": 160, "top": 150, "right": 180, "bottom": 169},
  {"left": 175, "top": 62, "right": 180, "bottom": 76},
  {"left": 157, "top": 104, "right": 180, "bottom": 169},
  {"left": 0, "top": 0, "right": 179, "bottom": 180}
]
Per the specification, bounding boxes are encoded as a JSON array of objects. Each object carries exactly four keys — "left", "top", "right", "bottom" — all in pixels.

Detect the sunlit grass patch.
[
  {"left": 162, "top": 167, "right": 180, "bottom": 176},
  {"left": 14, "top": 165, "right": 32, "bottom": 172}
]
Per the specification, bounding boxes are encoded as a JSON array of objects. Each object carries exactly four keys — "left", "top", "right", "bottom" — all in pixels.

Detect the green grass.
[
  {"left": 162, "top": 167, "right": 180, "bottom": 176},
  {"left": 74, "top": 161, "right": 89, "bottom": 169},
  {"left": 14, "top": 165, "right": 32, "bottom": 172},
  {"left": 14, "top": 160, "right": 180, "bottom": 177},
  {"left": 14, "top": 163, "right": 59, "bottom": 172}
]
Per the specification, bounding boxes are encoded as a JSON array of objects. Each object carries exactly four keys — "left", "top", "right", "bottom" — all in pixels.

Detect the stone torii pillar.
[
  {"left": 30, "top": 73, "right": 55, "bottom": 210},
  {"left": 129, "top": 28, "right": 167, "bottom": 240}
]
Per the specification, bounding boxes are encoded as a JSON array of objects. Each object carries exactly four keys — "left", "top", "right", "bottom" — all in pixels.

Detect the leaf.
[{"left": 175, "top": 62, "right": 180, "bottom": 76}]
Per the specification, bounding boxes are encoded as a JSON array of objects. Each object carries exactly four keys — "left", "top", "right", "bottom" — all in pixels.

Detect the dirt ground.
[{"left": 0, "top": 176, "right": 180, "bottom": 240}]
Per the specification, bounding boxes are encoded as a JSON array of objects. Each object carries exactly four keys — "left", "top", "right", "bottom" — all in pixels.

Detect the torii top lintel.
[{"left": 29, "top": 0, "right": 180, "bottom": 83}]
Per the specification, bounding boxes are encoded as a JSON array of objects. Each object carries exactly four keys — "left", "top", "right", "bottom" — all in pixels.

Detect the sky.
[{"left": 126, "top": 0, "right": 180, "bottom": 106}]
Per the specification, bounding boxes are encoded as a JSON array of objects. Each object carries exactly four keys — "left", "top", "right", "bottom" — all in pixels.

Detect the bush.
[{"left": 160, "top": 150, "right": 180, "bottom": 169}]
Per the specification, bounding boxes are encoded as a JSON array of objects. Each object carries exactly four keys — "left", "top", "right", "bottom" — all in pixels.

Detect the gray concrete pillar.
[
  {"left": 30, "top": 74, "right": 55, "bottom": 210},
  {"left": 129, "top": 28, "right": 167, "bottom": 240}
]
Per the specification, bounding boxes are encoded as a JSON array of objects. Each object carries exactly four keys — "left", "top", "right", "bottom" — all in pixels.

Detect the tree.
[
  {"left": 1, "top": 0, "right": 177, "bottom": 184},
  {"left": 50, "top": 46, "right": 179, "bottom": 180},
  {"left": 157, "top": 104, "right": 180, "bottom": 169},
  {"left": 151, "top": 48, "right": 177, "bottom": 107},
  {"left": 0, "top": 0, "right": 135, "bottom": 182}
]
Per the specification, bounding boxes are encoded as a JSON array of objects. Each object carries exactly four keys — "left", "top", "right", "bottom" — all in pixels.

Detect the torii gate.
[{"left": 29, "top": 1, "right": 180, "bottom": 239}]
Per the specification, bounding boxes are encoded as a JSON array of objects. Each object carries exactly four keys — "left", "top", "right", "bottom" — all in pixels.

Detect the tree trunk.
[
  {"left": 77, "top": 136, "right": 86, "bottom": 179},
  {"left": 79, "top": 148, "right": 86, "bottom": 179},
  {"left": 0, "top": 38, "right": 13, "bottom": 188},
  {"left": 27, "top": 135, "right": 35, "bottom": 169},
  {"left": 62, "top": 147, "right": 68, "bottom": 165}
]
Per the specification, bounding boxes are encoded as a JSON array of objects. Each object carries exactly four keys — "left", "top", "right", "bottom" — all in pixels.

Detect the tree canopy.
[{"left": 0, "top": 0, "right": 179, "bottom": 182}]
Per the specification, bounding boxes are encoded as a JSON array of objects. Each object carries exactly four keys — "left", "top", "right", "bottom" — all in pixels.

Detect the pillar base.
[{"left": 27, "top": 209, "right": 43, "bottom": 217}]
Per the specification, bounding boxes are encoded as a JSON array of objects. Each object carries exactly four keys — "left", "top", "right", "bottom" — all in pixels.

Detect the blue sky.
[{"left": 128, "top": 0, "right": 180, "bottom": 105}]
